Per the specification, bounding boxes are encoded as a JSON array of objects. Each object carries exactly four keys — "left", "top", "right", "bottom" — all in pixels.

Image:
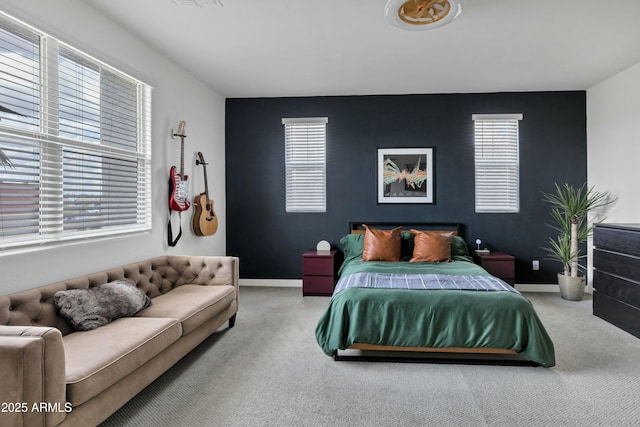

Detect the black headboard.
[{"left": 349, "top": 222, "right": 464, "bottom": 238}]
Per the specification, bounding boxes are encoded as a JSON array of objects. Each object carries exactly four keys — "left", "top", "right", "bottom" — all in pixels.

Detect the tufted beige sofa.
[{"left": 0, "top": 255, "right": 239, "bottom": 427}]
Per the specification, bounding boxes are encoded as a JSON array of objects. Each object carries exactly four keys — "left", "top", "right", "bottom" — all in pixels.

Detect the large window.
[
  {"left": 282, "top": 117, "right": 328, "bottom": 213},
  {"left": 473, "top": 113, "right": 522, "bottom": 213},
  {"left": 0, "top": 12, "right": 152, "bottom": 251}
]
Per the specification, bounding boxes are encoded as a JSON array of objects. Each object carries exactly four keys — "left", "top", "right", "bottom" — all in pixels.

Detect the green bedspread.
[{"left": 315, "top": 260, "right": 556, "bottom": 367}]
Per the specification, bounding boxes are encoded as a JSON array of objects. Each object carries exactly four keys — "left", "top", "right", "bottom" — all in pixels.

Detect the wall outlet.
[{"left": 532, "top": 260, "right": 540, "bottom": 270}]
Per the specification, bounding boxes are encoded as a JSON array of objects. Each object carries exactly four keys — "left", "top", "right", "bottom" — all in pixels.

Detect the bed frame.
[
  {"left": 334, "top": 345, "right": 534, "bottom": 366},
  {"left": 349, "top": 221, "right": 463, "bottom": 235},
  {"left": 336, "top": 221, "right": 535, "bottom": 365}
]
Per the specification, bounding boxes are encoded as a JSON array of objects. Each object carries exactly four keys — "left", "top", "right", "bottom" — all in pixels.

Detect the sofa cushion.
[
  {"left": 136, "top": 285, "right": 235, "bottom": 335},
  {"left": 63, "top": 317, "right": 181, "bottom": 406},
  {"left": 54, "top": 280, "right": 152, "bottom": 331}
]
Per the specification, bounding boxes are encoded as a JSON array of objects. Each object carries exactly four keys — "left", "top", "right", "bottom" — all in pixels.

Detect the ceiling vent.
[
  {"left": 171, "top": 0, "right": 223, "bottom": 7},
  {"left": 385, "top": 0, "right": 463, "bottom": 30}
]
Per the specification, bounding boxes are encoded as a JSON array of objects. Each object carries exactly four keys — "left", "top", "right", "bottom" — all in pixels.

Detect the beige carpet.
[{"left": 101, "top": 287, "right": 640, "bottom": 427}]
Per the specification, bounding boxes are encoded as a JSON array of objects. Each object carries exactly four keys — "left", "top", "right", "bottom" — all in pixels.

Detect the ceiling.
[{"left": 86, "top": 0, "right": 640, "bottom": 98}]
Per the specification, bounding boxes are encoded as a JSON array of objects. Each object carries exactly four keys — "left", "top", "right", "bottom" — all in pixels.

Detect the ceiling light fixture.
[
  {"left": 171, "top": 0, "right": 223, "bottom": 7},
  {"left": 385, "top": 0, "right": 463, "bottom": 31}
]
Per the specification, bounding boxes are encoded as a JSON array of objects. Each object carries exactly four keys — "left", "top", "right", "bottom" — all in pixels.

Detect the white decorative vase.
[{"left": 557, "top": 273, "right": 585, "bottom": 301}]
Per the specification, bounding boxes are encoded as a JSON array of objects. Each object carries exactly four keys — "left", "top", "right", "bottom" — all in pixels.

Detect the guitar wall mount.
[{"left": 171, "top": 125, "right": 186, "bottom": 139}]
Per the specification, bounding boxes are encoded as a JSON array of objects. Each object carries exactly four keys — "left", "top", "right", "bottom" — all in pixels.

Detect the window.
[
  {"left": 472, "top": 113, "right": 522, "bottom": 213},
  {"left": 282, "top": 117, "right": 328, "bottom": 213},
  {"left": 0, "top": 12, "right": 152, "bottom": 251}
]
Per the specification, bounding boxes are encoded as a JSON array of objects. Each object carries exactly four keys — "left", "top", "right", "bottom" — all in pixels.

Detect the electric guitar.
[
  {"left": 169, "top": 121, "right": 190, "bottom": 211},
  {"left": 192, "top": 152, "right": 218, "bottom": 236}
]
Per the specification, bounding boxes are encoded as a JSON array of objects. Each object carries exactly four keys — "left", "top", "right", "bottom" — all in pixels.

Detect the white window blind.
[
  {"left": 282, "top": 117, "right": 328, "bottom": 213},
  {"left": 0, "top": 11, "right": 152, "bottom": 251},
  {"left": 472, "top": 113, "right": 522, "bottom": 213}
]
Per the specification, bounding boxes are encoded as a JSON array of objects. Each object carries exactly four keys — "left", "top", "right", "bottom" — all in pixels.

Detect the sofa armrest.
[
  {"left": 165, "top": 255, "right": 239, "bottom": 305},
  {"left": 0, "top": 326, "right": 68, "bottom": 427}
]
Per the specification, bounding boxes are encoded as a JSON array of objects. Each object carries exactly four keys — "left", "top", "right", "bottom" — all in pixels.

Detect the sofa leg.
[{"left": 229, "top": 314, "right": 236, "bottom": 328}]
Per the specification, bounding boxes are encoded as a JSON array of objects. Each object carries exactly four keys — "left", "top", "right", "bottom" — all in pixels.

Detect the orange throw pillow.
[
  {"left": 362, "top": 225, "right": 402, "bottom": 261},
  {"left": 409, "top": 230, "right": 453, "bottom": 262}
]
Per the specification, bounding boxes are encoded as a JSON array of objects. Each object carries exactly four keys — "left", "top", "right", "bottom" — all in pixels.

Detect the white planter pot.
[{"left": 557, "top": 273, "right": 585, "bottom": 301}]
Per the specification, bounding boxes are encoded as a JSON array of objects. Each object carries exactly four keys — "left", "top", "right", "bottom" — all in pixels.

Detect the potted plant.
[{"left": 541, "top": 183, "right": 614, "bottom": 301}]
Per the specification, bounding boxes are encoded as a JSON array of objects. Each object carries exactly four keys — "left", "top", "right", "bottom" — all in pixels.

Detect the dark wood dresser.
[{"left": 593, "top": 223, "right": 640, "bottom": 338}]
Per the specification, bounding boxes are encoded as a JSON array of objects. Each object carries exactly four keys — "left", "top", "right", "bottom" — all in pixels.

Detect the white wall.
[
  {"left": 585, "top": 60, "right": 640, "bottom": 291},
  {"left": 587, "top": 61, "right": 640, "bottom": 222},
  {"left": 0, "top": 1, "right": 226, "bottom": 294}
]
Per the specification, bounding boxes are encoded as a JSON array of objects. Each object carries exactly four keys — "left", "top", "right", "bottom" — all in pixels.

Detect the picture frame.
[{"left": 377, "top": 148, "right": 434, "bottom": 204}]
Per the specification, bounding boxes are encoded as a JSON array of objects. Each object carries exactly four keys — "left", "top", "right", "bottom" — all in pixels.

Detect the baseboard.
[
  {"left": 515, "top": 284, "right": 559, "bottom": 293},
  {"left": 240, "top": 279, "right": 302, "bottom": 287}
]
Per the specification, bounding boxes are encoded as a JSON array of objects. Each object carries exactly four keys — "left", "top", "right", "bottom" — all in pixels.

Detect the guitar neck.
[
  {"left": 180, "top": 137, "right": 185, "bottom": 177},
  {"left": 203, "top": 163, "right": 210, "bottom": 199},
  {"left": 196, "top": 152, "right": 211, "bottom": 200},
  {"left": 176, "top": 120, "right": 186, "bottom": 177}
]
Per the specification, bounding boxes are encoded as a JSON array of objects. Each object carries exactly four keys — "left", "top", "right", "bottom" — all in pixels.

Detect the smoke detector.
[
  {"left": 171, "top": 0, "right": 223, "bottom": 7},
  {"left": 385, "top": 0, "right": 463, "bottom": 30}
]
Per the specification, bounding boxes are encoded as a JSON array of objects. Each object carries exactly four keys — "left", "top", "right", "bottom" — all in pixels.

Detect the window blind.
[
  {"left": 282, "top": 117, "right": 328, "bottom": 213},
  {"left": 472, "top": 113, "right": 522, "bottom": 213},
  {"left": 0, "top": 11, "right": 152, "bottom": 250}
]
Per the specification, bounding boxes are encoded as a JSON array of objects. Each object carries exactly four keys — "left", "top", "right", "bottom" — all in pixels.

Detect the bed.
[{"left": 314, "top": 222, "right": 556, "bottom": 367}]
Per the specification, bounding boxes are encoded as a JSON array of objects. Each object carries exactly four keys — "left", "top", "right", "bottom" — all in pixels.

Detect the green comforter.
[{"left": 315, "top": 259, "right": 556, "bottom": 367}]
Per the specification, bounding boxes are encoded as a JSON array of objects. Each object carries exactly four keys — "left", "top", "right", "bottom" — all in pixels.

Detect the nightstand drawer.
[
  {"left": 302, "top": 256, "right": 335, "bottom": 276},
  {"left": 302, "top": 275, "right": 335, "bottom": 296},
  {"left": 472, "top": 251, "right": 515, "bottom": 285},
  {"left": 482, "top": 260, "right": 515, "bottom": 281}
]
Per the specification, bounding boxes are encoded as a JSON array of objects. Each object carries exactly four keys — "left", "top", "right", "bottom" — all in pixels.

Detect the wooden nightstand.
[
  {"left": 302, "top": 249, "right": 337, "bottom": 296},
  {"left": 472, "top": 251, "right": 515, "bottom": 285}
]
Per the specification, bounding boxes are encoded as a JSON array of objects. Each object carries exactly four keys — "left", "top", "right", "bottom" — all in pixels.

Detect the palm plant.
[
  {"left": 544, "top": 233, "right": 573, "bottom": 276},
  {"left": 542, "top": 183, "right": 614, "bottom": 278}
]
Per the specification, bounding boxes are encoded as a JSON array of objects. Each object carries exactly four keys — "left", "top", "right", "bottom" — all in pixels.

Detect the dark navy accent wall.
[{"left": 225, "top": 92, "right": 586, "bottom": 284}]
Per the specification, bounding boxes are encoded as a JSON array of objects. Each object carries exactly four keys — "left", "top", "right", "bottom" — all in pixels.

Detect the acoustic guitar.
[
  {"left": 169, "top": 121, "right": 190, "bottom": 212},
  {"left": 192, "top": 152, "right": 218, "bottom": 236}
]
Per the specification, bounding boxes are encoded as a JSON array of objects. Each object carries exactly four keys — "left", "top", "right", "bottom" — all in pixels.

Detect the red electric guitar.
[{"left": 169, "top": 121, "right": 190, "bottom": 211}]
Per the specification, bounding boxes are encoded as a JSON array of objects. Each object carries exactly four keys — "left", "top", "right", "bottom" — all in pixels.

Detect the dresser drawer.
[
  {"left": 594, "top": 226, "right": 640, "bottom": 257},
  {"left": 594, "top": 248, "right": 640, "bottom": 282},
  {"left": 593, "top": 292, "right": 640, "bottom": 339},
  {"left": 593, "top": 270, "right": 640, "bottom": 308}
]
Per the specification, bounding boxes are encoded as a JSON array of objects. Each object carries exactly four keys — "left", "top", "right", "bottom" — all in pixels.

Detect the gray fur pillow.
[{"left": 54, "top": 280, "right": 152, "bottom": 331}]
